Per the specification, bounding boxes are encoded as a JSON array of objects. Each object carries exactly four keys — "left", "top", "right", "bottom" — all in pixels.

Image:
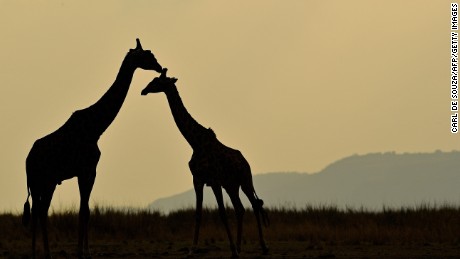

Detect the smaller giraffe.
[{"left": 141, "top": 69, "right": 269, "bottom": 257}]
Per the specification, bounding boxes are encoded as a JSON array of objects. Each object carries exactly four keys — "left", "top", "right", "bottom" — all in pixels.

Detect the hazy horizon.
[
  {"left": 0, "top": 1, "right": 456, "bottom": 212},
  {"left": 149, "top": 150, "right": 460, "bottom": 213}
]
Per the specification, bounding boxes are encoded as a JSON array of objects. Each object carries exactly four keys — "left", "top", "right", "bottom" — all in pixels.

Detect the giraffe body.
[
  {"left": 189, "top": 141, "right": 249, "bottom": 189},
  {"left": 27, "top": 109, "right": 103, "bottom": 186},
  {"left": 142, "top": 69, "right": 269, "bottom": 257},
  {"left": 23, "top": 39, "right": 162, "bottom": 259},
  {"left": 27, "top": 132, "right": 100, "bottom": 186}
]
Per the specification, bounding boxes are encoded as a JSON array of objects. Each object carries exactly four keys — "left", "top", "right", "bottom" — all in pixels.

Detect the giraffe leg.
[
  {"left": 39, "top": 184, "right": 56, "bottom": 259},
  {"left": 242, "top": 186, "right": 269, "bottom": 255},
  {"left": 212, "top": 185, "right": 238, "bottom": 258},
  {"left": 77, "top": 173, "right": 95, "bottom": 259},
  {"left": 30, "top": 192, "right": 39, "bottom": 259},
  {"left": 190, "top": 178, "right": 204, "bottom": 255},
  {"left": 227, "top": 189, "right": 245, "bottom": 253}
]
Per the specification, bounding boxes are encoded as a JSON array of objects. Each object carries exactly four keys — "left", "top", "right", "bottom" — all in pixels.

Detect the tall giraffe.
[
  {"left": 22, "top": 39, "right": 162, "bottom": 259},
  {"left": 141, "top": 69, "right": 269, "bottom": 257}
]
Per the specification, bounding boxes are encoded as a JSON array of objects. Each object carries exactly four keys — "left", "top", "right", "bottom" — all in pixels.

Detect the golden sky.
[{"left": 0, "top": 1, "right": 455, "bottom": 211}]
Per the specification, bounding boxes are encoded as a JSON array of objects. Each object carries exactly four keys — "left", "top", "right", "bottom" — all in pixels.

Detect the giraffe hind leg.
[
  {"left": 77, "top": 172, "right": 96, "bottom": 259},
  {"left": 212, "top": 185, "right": 238, "bottom": 258},
  {"left": 39, "top": 184, "right": 56, "bottom": 259},
  {"left": 241, "top": 186, "right": 269, "bottom": 255},
  {"left": 227, "top": 189, "right": 245, "bottom": 253},
  {"left": 30, "top": 192, "right": 39, "bottom": 259}
]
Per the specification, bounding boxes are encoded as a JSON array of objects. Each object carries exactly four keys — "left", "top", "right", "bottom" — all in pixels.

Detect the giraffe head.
[
  {"left": 141, "top": 68, "right": 178, "bottom": 95},
  {"left": 126, "top": 38, "right": 162, "bottom": 72}
]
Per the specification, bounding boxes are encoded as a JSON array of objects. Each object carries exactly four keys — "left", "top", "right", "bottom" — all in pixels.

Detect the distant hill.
[{"left": 148, "top": 151, "right": 460, "bottom": 213}]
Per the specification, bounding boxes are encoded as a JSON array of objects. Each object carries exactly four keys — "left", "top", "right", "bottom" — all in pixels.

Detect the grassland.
[{"left": 2, "top": 205, "right": 460, "bottom": 258}]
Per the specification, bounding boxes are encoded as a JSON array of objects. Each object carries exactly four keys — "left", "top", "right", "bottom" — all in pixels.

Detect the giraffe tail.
[
  {"left": 254, "top": 192, "right": 270, "bottom": 227},
  {"left": 22, "top": 187, "right": 31, "bottom": 227}
]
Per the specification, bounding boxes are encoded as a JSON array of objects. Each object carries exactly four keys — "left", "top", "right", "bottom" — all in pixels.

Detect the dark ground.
[
  {"left": 2, "top": 240, "right": 460, "bottom": 258},
  {"left": 3, "top": 206, "right": 460, "bottom": 258}
]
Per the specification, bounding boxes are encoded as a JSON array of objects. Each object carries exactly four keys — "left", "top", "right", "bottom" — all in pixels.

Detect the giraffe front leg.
[{"left": 189, "top": 179, "right": 204, "bottom": 256}]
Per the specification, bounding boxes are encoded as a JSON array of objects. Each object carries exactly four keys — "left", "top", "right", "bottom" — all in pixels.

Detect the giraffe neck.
[
  {"left": 164, "top": 85, "right": 211, "bottom": 149},
  {"left": 79, "top": 59, "right": 136, "bottom": 139}
]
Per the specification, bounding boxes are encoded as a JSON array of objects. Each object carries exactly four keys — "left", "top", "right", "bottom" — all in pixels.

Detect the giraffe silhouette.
[
  {"left": 22, "top": 39, "right": 162, "bottom": 259},
  {"left": 141, "top": 68, "right": 269, "bottom": 257}
]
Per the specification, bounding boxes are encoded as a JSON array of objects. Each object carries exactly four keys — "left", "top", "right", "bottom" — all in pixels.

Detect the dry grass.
[{"left": 2, "top": 204, "right": 460, "bottom": 258}]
